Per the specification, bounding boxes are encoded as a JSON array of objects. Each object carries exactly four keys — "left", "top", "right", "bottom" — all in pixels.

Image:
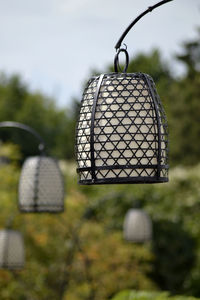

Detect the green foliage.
[
  {"left": 1, "top": 147, "right": 200, "bottom": 299},
  {"left": 112, "top": 290, "right": 200, "bottom": 300},
  {"left": 151, "top": 220, "right": 196, "bottom": 294},
  {"left": 0, "top": 148, "right": 155, "bottom": 300},
  {"left": 78, "top": 162, "right": 200, "bottom": 297},
  {"left": 0, "top": 73, "right": 76, "bottom": 159}
]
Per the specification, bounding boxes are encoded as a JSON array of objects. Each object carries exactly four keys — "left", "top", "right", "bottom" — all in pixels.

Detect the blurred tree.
[
  {"left": 151, "top": 220, "right": 196, "bottom": 294},
  {"left": 169, "top": 32, "right": 200, "bottom": 165},
  {"left": 79, "top": 162, "right": 200, "bottom": 297},
  {"left": 111, "top": 290, "right": 200, "bottom": 300},
  {"left": 0, "top": 73, "right": 75, "bottom": 160},
  {"left": 0, "top": 150, "right": 155, "bottom": 300}
]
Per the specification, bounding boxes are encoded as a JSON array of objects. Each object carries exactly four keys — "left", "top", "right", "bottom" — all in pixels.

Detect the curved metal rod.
[
  {"left": 0, "top": 121, "right": 46, "bottom": 154},
  {"left": 115, "top": 0, "right": 174, "bottom": 50}
]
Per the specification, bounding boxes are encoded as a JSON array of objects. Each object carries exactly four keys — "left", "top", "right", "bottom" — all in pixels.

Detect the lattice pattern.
[
  {"left": 0, "top": 230, "right": 25, "bottom": 269},
  {"left": 76, "top": 72, "right": 169, "bottom": 184},
  {"left": 123, "top": 209, "right": 152, "bottom": 243},
  {"left": 19, "top": 156, "right": 65, "bottom": 212}
]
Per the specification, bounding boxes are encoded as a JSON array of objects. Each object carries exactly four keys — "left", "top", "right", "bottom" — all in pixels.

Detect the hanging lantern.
[
  {"left": 75, "top": 1, "right": 170, "bottom": 185},
  {"left": 0, "top": 121, "right": 65, "bottom": 213},
  {"left": 19, "top": 156, "right": 64, "bottom": 213},
  {"left": 76, "top": 72, "right": 169, "bottom": 184},
  {"left": 0, "top": 229, "right": 25, "bottom": 270},
  {"left": 123, "top": 208, "right": 152, "bottom": 243}
]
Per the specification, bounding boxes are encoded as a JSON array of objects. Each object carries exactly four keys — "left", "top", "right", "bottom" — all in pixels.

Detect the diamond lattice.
[{"left": 76, "top": 72, "right": 168, "bottom": 184}]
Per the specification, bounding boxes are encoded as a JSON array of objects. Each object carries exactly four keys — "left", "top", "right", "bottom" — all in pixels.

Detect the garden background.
[{"left": 0, "top": 22, "right": 200, "bottom": 300}]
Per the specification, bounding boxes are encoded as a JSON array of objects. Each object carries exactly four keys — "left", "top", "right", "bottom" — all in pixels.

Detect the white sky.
[{"left": 0, "top": 0, "right": 199, "bottom": 107}]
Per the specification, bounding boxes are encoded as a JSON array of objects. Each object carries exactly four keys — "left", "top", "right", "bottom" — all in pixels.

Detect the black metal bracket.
[
  {"left": 114, "top": 0, "right": 174, "bottom": 72},
  {"left": 0, "top": 121, "right": 46, "bottom": 155}
]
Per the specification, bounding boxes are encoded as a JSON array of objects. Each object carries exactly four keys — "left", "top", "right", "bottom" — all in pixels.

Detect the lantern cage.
[
  {"left": 75, "top": 0, "right": 171, "bottom": 185},
  {"left": 123, "top": 208, "right": 152, "bottom": 243},
  {"left": 0, "top": 121, "right": 65, "bottom": 213},
  {"left": 76, "top": 72, "right": 168, "bottom": 184},
  {"left": 0, "top": 229, "right": 25, "bottom": 270},
  {"left": 19, "top": 156, "right": 65, "bottom": 213}
]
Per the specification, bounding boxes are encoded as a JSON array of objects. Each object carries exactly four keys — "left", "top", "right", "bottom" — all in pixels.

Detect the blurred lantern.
[
  {"left": 19, "top": 156, "right": 64, "bottom": 212},
  {"left": 0, "top": 121, "right": 65, "bottom": 213},
  {"left": 123, "top": 208, "right": 152, "bottom": 243},
  {"left": 0, "top": 229, "right": 25, "bottom": 270},
  {"left": 75, "top": 0, "right": 171, "bottom": 185}
]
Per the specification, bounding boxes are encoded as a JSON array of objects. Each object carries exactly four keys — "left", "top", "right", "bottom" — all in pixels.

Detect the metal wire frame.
[{"left": 76, "top": 72, "right": 169, "bottom": 184}]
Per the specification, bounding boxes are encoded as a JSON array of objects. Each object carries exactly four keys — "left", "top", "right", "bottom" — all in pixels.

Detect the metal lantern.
[
  {"left": 75, "top": 0, "right": 170, "bottom": 185},
  {"left": 123, "top": 208, "right": 152, "bottom": 243},
  {"left": 76, "top": 72, "right": 168, "bottom": 184},
  {"left": 19, "top": 156, "right": 64, "bottom": 213},
  {"left": 0, "top": 121, "right": 65, "bottom": 213},
  {"left": 0, "top": 229, "right": 25, "bottom": 270}
]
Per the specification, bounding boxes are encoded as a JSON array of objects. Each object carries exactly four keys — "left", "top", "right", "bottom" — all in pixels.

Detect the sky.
[{"left": 0, "top": 0, "right": 199, "bottom": 107}]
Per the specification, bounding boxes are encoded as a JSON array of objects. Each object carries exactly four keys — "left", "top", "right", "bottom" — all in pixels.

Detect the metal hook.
[{"left": 114, "top": 47, "right": 129, "bottom": 73}]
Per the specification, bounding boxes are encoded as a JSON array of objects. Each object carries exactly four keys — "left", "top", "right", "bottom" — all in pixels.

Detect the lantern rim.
[
  {"left": 19, "top": 205, "right": 64, "bottom": 213},
  {"left": 78, "top": 176, "right": 168, "bottom": 185},
  {"left": 89, "top": 71, "right": 155, "bottom": 81}
]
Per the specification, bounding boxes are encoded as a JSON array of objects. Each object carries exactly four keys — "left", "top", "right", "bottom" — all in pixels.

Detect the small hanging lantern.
[
  {"left": 75, "top": 0, "right": 171, "bottom": 185},
  {"left": 19, "top": 156, "right": 64, "bottom": 212},
  {"left": 0, "top": 229, "right": 25, "bottom": 270},
  {"left": 0, "top": 121, "right": 65, "bottom": 213},
  {"left": 123, "top": 208, "right": 152, "bottom": 243}
]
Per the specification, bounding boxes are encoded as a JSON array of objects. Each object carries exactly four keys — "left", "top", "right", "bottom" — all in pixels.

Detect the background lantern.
[
  {"left": 0, "top": 229, "right": 25, "bottom": 270},
  {"left": 75, "top": 1, "right": 170, "bottom": 185},
  {"left": 19, "top": 156, "right": 64, "bottom": 212},
  {"left": 0, "top": 121, "right": 65, "bottom": 213},
  {"left": 123, "top": 208, "right": 152, "bottom": 243}
]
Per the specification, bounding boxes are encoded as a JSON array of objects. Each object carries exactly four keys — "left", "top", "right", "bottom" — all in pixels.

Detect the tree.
[{"left": 0, "top": 73, "right": 76, "bottom": 160}]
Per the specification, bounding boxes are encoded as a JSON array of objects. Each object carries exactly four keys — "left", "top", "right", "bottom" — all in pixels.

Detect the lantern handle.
[
  {"left": 115, "top": 0, "right": 174, "bottom": 51},
  {"left": 0, "top": 121, "right": 46, "bottom": 154},
  {"left": 114, "top": 47, "right": 129, "bottom": 73}
]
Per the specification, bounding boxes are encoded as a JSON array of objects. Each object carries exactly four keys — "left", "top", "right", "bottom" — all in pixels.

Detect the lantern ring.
[{"left": 114, "top": 48, "right": 129, "bottom": 73}]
